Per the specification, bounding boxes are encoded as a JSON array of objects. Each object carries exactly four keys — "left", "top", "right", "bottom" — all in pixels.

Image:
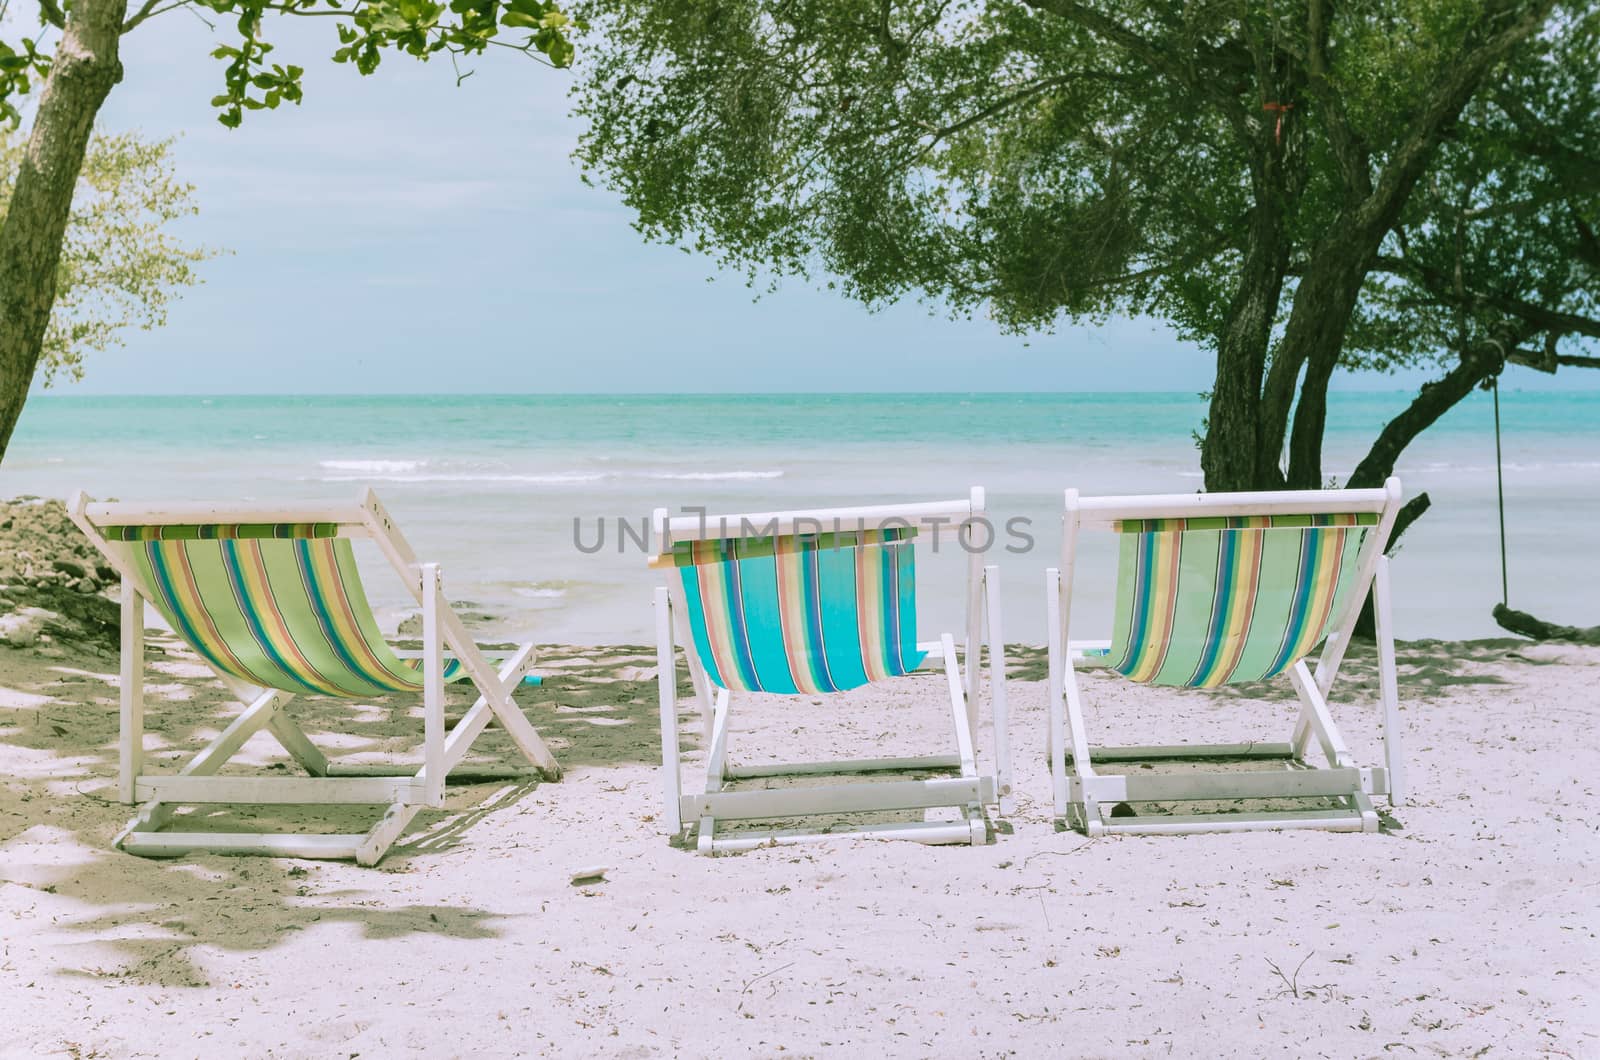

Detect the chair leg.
[
  {"left": 113, "top": 797, "right": 175, "bottom": 850},
  {"left": 472, "top": 646, "right": 560, "bottom": 779},
  {"left": 1045, "top": 570, "right": 1067, "bottom": 819},
  {"left": 421, "top": 563, "right": 447, "bottom": 806},
  {"left": 267, "top": 712, "right": 329, "bottom": 776},
  {"left": 655, "top": 587, "right": 684, "bottom": 836},
  {"left": 941, "top": 634, "right": 979, "bottom": 782},
  {"left": 704, "top": 689, "right": 732, "bottom": 786},
  {"left": 119, "top": 580, "right": 145, "bottom": 805},
  {"left": 1352, "top": 788, "right": 1380, "bottom": 833},
  {"left": 940, "top": 633, "right": 986, "bottom": 846},
  {"left": 1373, "top": 555, "right": 1406, "bottom": 805},
  {"left": 356, "top": 802, "right": 424, "bottom": 867},
  {"left": 1289, "top": 661, "right": 1351, "bottom": 768},
  {"left": 1061, "top": 666, "right": 1099, "bottom": 833},
  {"left": 983, "top": 566, "right": 1013, "bottom": 814}
]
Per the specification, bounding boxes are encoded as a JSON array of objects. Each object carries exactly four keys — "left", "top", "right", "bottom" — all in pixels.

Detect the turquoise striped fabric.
[{"left": 673, "top": 529, "right": 926, "bottom": 694}]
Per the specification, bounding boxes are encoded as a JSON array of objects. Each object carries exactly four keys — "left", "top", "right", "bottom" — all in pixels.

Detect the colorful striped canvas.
[
  {"left": 1108, "top": 514, "right": 1377, "bottom": 688},
  {"left": 669, "top": 528, "right": 926, "bottom": 694},
  {"left": 102, "top": 523, "right": 340, "bottom": 542},
  {"left": 113, "top": 530, "right": 463, "bottom": 698}
]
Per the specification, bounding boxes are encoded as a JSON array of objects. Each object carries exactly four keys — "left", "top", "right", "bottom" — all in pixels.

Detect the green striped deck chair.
[
  {"left": 1046, "top": 480, "right": 1407, "bottom": 838},
  {"left": 652, "top": 494, "right": 1011, "bottom": 854},
  {"left": 69, "top": 489, "right": 560, "bottom": 867}
]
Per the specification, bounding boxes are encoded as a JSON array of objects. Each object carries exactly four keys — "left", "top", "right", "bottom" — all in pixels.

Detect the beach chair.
[
  {"left": 1045, "top": 478, "right": 1405, "bottom": 836},
  {"left": 68, "top": 488, "right": 560, "bottom": 865},
  {"left": 650, "top": 490, "right": 1010, "bottom": 853}
]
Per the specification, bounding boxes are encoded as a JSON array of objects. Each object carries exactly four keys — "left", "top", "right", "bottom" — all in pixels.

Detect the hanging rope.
[{"left": 1492, "top": 374, "right": 1509, "bottom": 606}]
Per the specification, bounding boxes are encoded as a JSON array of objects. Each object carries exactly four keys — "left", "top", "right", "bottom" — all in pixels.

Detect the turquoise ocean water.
[{"left": 3, "top": 392, "right": 1596, "bottom": 643}]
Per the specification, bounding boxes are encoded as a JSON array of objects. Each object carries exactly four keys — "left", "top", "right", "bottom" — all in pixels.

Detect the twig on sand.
[
  {"left": 1021, "top": 848, "right": 1088, "bottom": 869},
  {"left": 1266, "top": 951, "right": 1315, "bottom": 999},
  {"left": 737, "top": 961, "right": 796, "bottom": 1013}
]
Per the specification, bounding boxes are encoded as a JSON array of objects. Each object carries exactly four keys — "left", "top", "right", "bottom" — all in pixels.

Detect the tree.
[
  {"left": 572, "top": 0, "right": 1597, "bottom": 496},
  {"left": 1, "top": 129, "right": 212, "bottom": 387},
  {"left": 0, "top": 0, "right": 580, "bottom": 464}
]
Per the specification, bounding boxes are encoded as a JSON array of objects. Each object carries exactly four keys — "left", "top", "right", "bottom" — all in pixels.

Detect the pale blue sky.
[{"left": 23, "top": 13, "right": 1595, "bottom": 394}]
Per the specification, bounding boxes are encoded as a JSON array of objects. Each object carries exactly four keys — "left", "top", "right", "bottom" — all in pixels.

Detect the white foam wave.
[
  {"left": 1407, "top": 460, "right": 1600, "bottom": 474},
  {"left": 514, "top": 587, "right": 568, "bottom": 600},
  {"left": 314, "top": 463, "right": 785, "bottom": 485},
  {"left": 320, "top": 471, "right": 608, "bottom": 484},
  {"left": 320, "top": 458, "right": 423, "bottom": 474},
  {"left": 638, "top": 470, "right": 785, "bottom": 481}
]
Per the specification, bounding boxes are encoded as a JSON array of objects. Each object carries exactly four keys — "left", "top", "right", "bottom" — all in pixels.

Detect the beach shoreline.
[{"left": 6, "top": 392, "right": 1599, "bottom": 644}]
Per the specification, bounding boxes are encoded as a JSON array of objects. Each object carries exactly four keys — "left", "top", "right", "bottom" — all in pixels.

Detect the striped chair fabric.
[
  {"left": 667, "top": 528, "right": 926, "bottom": 694},
  {"left": 1108, "top": 513, "right": 1377, "bottom": 688},
  {"left": 107, "top": 524, "right": 463, "bottom": 698}
]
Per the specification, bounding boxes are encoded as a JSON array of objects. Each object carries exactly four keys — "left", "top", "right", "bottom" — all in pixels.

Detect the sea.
[{"left": 3, "top": 392, "right": 1596, "bottom": 644}]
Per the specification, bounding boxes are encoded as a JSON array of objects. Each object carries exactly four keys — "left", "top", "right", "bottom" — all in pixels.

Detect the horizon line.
[{"left": 27, "top": 387, "right": 1598, "bottom": 399}]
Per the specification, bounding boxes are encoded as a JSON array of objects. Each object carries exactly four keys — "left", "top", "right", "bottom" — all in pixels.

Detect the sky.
[{"left": 13, "top": 12, "right": 1595, "bottom": 395}]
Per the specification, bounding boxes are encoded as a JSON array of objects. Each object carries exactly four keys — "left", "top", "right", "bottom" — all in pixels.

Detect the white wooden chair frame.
[
  {"left": 68, "top": 488, "right": 561, "bottom": 866},
  {"left": 652, "top": 489, "right": 1011, "bottom": 854},
  {"left": 1045, "top": 478, "right": 1406, "bottom": 836}
]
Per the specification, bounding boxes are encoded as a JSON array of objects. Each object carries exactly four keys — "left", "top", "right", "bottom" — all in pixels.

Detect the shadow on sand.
[{"left": 0, "top": 635, "right": 675, "bottom": 986}]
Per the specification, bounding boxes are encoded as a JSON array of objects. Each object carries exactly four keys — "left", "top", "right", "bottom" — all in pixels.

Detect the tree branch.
[
  {"left": 1347, "top": 325, "right": 1520, "bottom": 489},
  {"left": 121, "top": 0, "right": 181, "bottom": 32},
  {"left": 1373, "top": 254, "right": 1600, "bottom": 340},
  {"left": 1306, "top": 0, "right": 1370, "bottom": 199},
  {"left": 1019, "top": 0, "right": 1250, "bottom": 133},
  {"left": 1019, "top": 0, "right": 1173, "bottom": 79},
  {"left": 914, "top": 74, "right": 1081, "bottom": 149},
  {"left": 1356, "top": 0, "right": 1555, "bottom": 238},
  {"left": 38, "top": 0, "right": 66, "bottom": 28},
  {"left": 1571, "top": 211, "right": 1600, "bottom": 270},
  {"left": 1492, "top": 92, "right": 1600, "bottom": 179}
]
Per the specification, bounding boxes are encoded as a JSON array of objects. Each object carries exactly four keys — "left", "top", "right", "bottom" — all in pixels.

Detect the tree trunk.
[
  {"left": 1274, "top": 232, "right": 1377, "bottom": 489},
  {"left": 0, "top": 0, "right": 128, "bottom": 464},
  {"left": 1202, "top": 147, "right": 1292, "bottom": 493}
]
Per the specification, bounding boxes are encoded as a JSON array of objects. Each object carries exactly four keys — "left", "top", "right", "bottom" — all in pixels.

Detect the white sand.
[{"left": 1, "top": 635, "right": 1596, "bottom": 1057}]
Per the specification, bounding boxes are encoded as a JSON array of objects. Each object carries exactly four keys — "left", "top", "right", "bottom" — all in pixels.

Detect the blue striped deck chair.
[
  {"left": 68, "top": 488, "right": 559, "bottom": 866},
  {"left": 1044, "top": 479, "right": 1406, "bottom": 837},
  {"left": 650, "top": 491, "right": 1011, "bottom": 854}
]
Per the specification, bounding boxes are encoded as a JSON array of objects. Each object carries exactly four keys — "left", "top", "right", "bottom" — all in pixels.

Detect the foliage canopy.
[
  {"left": 573, "top": 0, "right": 1598, "bottom": 490},
  {"left": 0, "top": 129, "right": 212, "bottom": 385}
]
